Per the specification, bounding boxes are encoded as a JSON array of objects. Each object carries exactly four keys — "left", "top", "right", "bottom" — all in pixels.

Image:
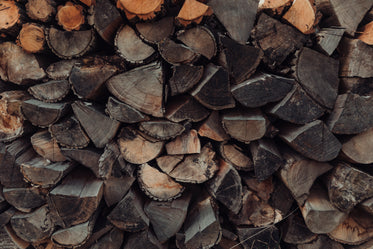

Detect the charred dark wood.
[
  {"left": 156, "top": 155, "right": 184, "bottom": 175},
  {"left": 89, "top": 228, "right": 124, "bottom": 249},
  {"left": 243, "top": 176, "right": 273, "bottom": 201},
  {"left": 0, "top": 207, "right": 16, "bottom": 228},
  {"left": 198, "top": 111, "right": 229, "bottom": 142},
  {"left": 158, "top": 38, "right": 200, "bottom": 65},
  {"left": 176, "top": 0, "right": 212, "bottom": 26},
  {"left": 0, "top": 0, "right": 25, "bottom": 37},
  {"left": 165, "top": 95, "right": 210, "bottom": 122},
  {"left": 136, "top": 16, "right": 174, "bottom": 44},
  {"left": 165, "top": 129, "right": 200, "bottom": 155},
  {"left": 61, "top": 148, "right": 101, "bottom": 177},
  {"left": 3, "top": 187, "right": 45, "bottom": 213},
  {"left": 98, "top": 141, "right": 120, "bottom": 180},
  {"left": 4, "top": 223, "right": 31, "bottom": 249},
  {"left": 28, "top": 80, "right": 70, "bottom": 103},
  {"left": 169, "top": 64, "right": 203, "bottom": 96},
  {"left": 341, "top": 127, "right": 373, "bottom": 164},
  {"left": 220, "top": 142, "right": 253, "bottom": 171},
  {"left": 139, "top": 120, "right": 185, "bottom": 141}
]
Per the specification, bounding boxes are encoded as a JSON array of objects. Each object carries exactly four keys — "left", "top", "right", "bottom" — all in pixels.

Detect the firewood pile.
[{"left": 1, "top": 0, "right": 373, "bottom": 248}]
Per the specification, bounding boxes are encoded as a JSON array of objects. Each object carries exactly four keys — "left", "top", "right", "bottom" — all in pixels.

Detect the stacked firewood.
[{"left": 0, "top": 0, "right": 373, "bottom": 248}]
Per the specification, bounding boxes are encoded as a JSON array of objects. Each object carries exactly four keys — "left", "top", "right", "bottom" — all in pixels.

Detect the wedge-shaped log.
[
  {"left": 342, "top": 127, "right": 373, "bottom": 164},
  {"left": 136, "top": 16, "right": 174, "bottom": 44},
  {"left": 106, "top": 97, "right": 148, "bottom": 123},
  {"left": 46, "top": 59, "right": 80, "bottom": 80},
  {"left": 237, "top": 226, "right": 280, "bottom": 249},
  {"left": 315, "top": 27, "right": 345, "bottom": 56},
  {"left": 104, "top": 175, "right": 135, "bottom": 207},
  {"left": 90, "top": 228, "right": 124, "bottom": 249},
  {"left": 198, "top": 111, "right": 229, "bottom": 142},
  {"left": 281, "top": 211, "right": 317, "bottom": 245},
  {"left": 116, "top": 0, "right": 164, "bottom": 21},
  {"left": 61, "top": 148, "right": 101, "bottom": 177},
  {"left": 28, "top": 80, "right": 70, "bottom": 103},
  {"left": 176, "top": 0, "right": 212, "bottom": 26},
  {"left": 139, "top": 120, "right": 185, "bottom": 141},
  {"left": 106, "top": 62, "right": 164, "bottom": 117},
  {"left": 283, "top": 0, "right": 318, "bottom": 34},
  {"left": 220, "top": 142, "right": 253, "bottom": 171},
  {"left": 243, "top": 176, "right": 273, "bottom": 201},
  {"left": 3, "top": 187, "right": 46, "bottom": 213},
  {"left": 279, "top": 120, "right": 341, "bottom": 162},
  {"left": 156, "top": 155, "right": 184, "bottom": 175},
  {"left": 123, "top": 230, "right": 165, "bottom": 249},
  {"left": 297, "top": 235, "right": 344, "bottom": 249},
  {"left": 169, "top": 64, "right": 203, "bottom": 96},
  {"left": 165, "top": 95, "right": 210, "bottom": 122},
  {"left": 4, "top": 223, "right": 30, "bottom": 249},
  {"left": 158, "top": 38, "right": 199, "bottom": 65},
  {"left": 165, "top": 129, "right": 200, "bottom": 155}
]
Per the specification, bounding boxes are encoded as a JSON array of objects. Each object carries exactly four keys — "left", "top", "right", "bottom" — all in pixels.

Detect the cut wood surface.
[
  {"left": 56, "top": 2, "right": 85, "bottom": 31},
  {"left": 28, "top": 80, "right": 70, "bottom": 103},
  {"left": 169, "top": 64, "right": 203, "bottom": 96},
  {"left": 116, "top": 0, "right": 164, "bottom": 21},
  {"left": 106, "top": 97, "right": 149, "bottom": 124},
  {"left": 220, "top": 142, "right": 253, "bottom": 171},
  {"left": 176, "top": 0, "right": 212, "bottom": 26},
  {"left": 165, "top": 95, "right": 210, "bottom": 122},
  {"left": 136, "top": 16, "right": 174, "bottom": 44},
  {"left": 103, "top": 175, "right": 134, "bottom": 207},
  {"left": 237, "top": 226, "right": 280, "bottom": 249},
  {"left": 25, "top": 0, "right": 55, "bottom": 23},
  {"left": 16, "top": 23, "right": 46, "bottom": 53},
  {"left": 198, "top": 111, "right": 229, "bottom": 142},
  {"left": 165, "top": 129, "right": 200, "bottom": 155},
  {"left": 283, "top": 0, "right": 318, "bottom": 34},
  {"left": 359, "top": 21, "right": 373, "bottom": 45},
  {"left": 46, "top": 59, "right": 80, "bottom": 80},
  {"left": 341, "top": 127, "right": 373, "bottom": 164},
  {"left": 61, "top": 148, "right": 101, "bottom": 177},
  {"left": 3, "top": 187, "right": 46, "bottom": 213},
  {"left": 139, "top": 120, "right": 185, "bottom": 141},
  {"left": 315, "top": 27, "right": 345, "bottom": 56},
  {"left": 158, "top": 38, "right": 199, "bottom": 65}
]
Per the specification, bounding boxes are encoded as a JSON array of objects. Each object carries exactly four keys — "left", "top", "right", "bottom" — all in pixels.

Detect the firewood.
[
  {"left": 156, "top": 155, "right": 184, "bottom": 175},
  {"left": 214, "top": 237, "right": 239, "bottom": 249},
  {"left": 4, "top": 224, "right": 30, "bottom": 249},
  {"left": 360, "top": 197, "right": 373, "bottom": 215},
  {"left": 115, "top": 25, "right": 155, "bottom": 64},
  {"left": 106, "top": 62, "right": 164, "bottom": 117},
  {"left": 0, "top": 0, "right": 25, "bottom": 37},
  {"left": 103, "top": 175, "right": 135, "bottom": 207},
  {"left": 220, "top": 142, "right": 253, "bottom": 171},
  {"left": 341, "top": 127, "right": 373, "bottom": 164},
  {"left": 116, "top": 0, "right": 164, "bottom": 21},
  {"left": 165, "top": 95, "right": 210, "bottom": 122},
  {"left": 222, "top": 109, "right": 268, "bottom": 143},
  {"left": 283, "top": 0, "right": 318, "bottom": 34},
  {"left": 280, "top": 151, "right": 332, "bottom": 205},
  {"left": 56, "top": 2, "right": 85, "bottom": 31},
  {"left": 158, "top": 38, "right": 200, "bottom": 65},
  {"left": 21, "top": 100, "right": 69, "bottom": 128},
  {"left": 258, "top": 0, "right": 292, "bottom": 14},
  {"left": 236, "top": 226, "right": 280, "bottom": 249},
  {"left": 89, "top": 228, "right": 123, "bottom": 249},
  {"left": 49, "top": 115, "right": 90, "bottom": 149},
  {"left": 165, "top": 129, "right": 200, "bottom": 155},
  {"left": 300, "top": 184, "right": 347, "bottom": 234},
  {"left": 117, "top": 127, "right": 164, "bottom": 164},
  {"left": 297, "top": 235, "right": 344, "bottom": 249},
  {"left": 279, "top": 120, "right": 342, "bottom": 162},
  {"left": 60, "top": 148, "right": 101, "bottom": 177},
  {"left": 123, "top": 229, "right": 165, "bottom": 249},
  {"left": 206, "top": 159, "right": 242, "bottom": 214},
  {"left": 339, "top": 38, "right": 373, "bottom": 78},
  {"left": 281, "top": 211, "right": 317, "bottom": 244},
  {"left": 251, "top": 13, "right": 306, "bottom": 68},
  {"left": 218, "top": 36, "right": 263, "bottom": 84},
  {"left": 3, "top": 187, "right": 46, "bottom": 213},
  {"left": 93, "top": 0, "right": 123, "bottom": 44},
  {"left": 136, "top": 16, "right": 174, "bottom": 44},
  {"left": 232, "top": 73, "right": 294, "bottom": 108},
  {"left": 0, "top": 207, "right": 16, "bottom": 227},
  {"left": 25, "top": 0, "right": 55, "bottom": 22},
  {"left": 266, "top": 84, "right": 325, "bottom": 125},
  {"left": 46, "top": 27, "right": 96, "bottom": 59},
  {"left": 294, "top": 47, "right": 339, "bottom": 109},
  {"left": 0, "top": 42, "right": 46, "bottom": 84},
  {"left": 339, "top": 77, "right": 373, "bottom": 95},
  {"left": 250, "top": 139, "right": 283, "bottom": 181},
  {"left": 0, "top": 187, "right": 8, "bottom": 213},
  {"left": 98, "top": 141, "right": 120, "bottom": 180},
  {"left": 20, "top": 157, "right": 74, "bottom": 188},
  {"left": 28, "top": 80, "right": 70, "bottom": 103},
  {"left": 198, "top": 111, "right": 229, "bottom": 142},
  {"left": 190, "top": 64, "right": 235, "bottom": 110},
  {"left": 46, "top": 59, "right": 80, "bottom": 80},
  {"left": 270, "top": 177, "right": 294, "bottom": 216},
  {"left": 315, "top": 27, "right": 345, "bottom": 56},
  {"left": 16, "top": 23, "right": 46, "bottom": 53},
  {"left": 107, "top": 188, "right": 149, "bottom": 232},
  {"left": 358, "top": 21, "right": 373, "bottom": 45},
  {"left": 10, "top": 205, "right": 54, "bottom": 243},
  {"left": 243, "top": 176, "right": 273, "bottom": 201},
  {"left": 168, "top": 143, "right": 218, "bottom": 183},
  {"left": 176, "top": 26, "right": 216, "bottom": 60},
  {"left": 169, "top": 64, "right": 203, "bottom": 96},
  {"left": 47, "top": 168, "right": 103, "bottom": 228},
  {"left": 144, "top": 192, "right": 191, "bottom": 243},
  {"left": 176, "top": 0, "right": 212, "bottom": 26},
  {"left": 139, "top": 120, "right": 185, "bottom": 141}
]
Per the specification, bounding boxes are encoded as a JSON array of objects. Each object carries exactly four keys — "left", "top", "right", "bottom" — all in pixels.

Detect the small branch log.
[
  {"left": 116, "top": 0, "right": 164, "bottom": 21},
  {"left": 3, "top": 187, "right": 45, "bottom": 213},
  {"left": 61, "top": 148, "right": 101, "bottom": 177},
  {"left": 139, "top": 120, "right": 185, "bottom": 141},
  {"left": 156, "top": 155, "right": 184, "bottom": 175},
  {"left": 283, "top": 0, "right": 318, "bottom": 34},
  {"left": 98, "top": 141, "right": 120, "bottom": 179},
  {"left": 0, "top": 207, "right": 16, "bottom": 227},
  {"left": 103, "top": 175, "right": 135, "bottom": 207},
  {"left": 28, "top": 80, "right": 70, "bottom": 103},
  {"left": 16, "top": 23, "right": 46, "bottom": 53},
  {"left": 198, "top": 111, "right": 229, "bottom": 142},
  {"left": 25, "top": 0, "right": 55, "bottom": 22},
  {"left": 169, "top": 64, "right": 203, "bottom": 96},
  {"left": 106, "top": 97, "right": 149, "bottom": 123},
  {"left": 220, "top": 142, "right": 253, "bottom": 171},
  {"left": 165, "top": 95, "right": 210, "bottom": 122},
  {"left": 158, "top": 38, "right": 200, "bottom": 65},
  {"left": 56, "top": 2, "right": 85, "bottom": 31},
  {"left": 341, "top": 127, "right": 373, "bottom": 164},
  {"left": 315, "top": 27, "right": 345, "bottom": 56},
  {"left": 236, "top": 226, "right": 280, "bottom": 249},
  {"left": 358, "top": 21, "right": 373, "bottom": 45},
  {"left": 166, "top": 129, "right": 200, "bottom": 155},
  {"left": 46, "top": 59, "right": 80, "bottom": 80},
  {"left": 136, "top": 16, "right": 174, "bottom": 44},
  {"left": 176, "top": 0, "right": 212, "bottom": 26}
]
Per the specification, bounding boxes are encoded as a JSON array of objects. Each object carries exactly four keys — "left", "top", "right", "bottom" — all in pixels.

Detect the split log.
[
  {"left": 21, "top": 100, "right": 69, "bottom": 128},
  {"left": 198, "top": 111, "right": 229, "bottom": 142},
  {"left": 123, "top": 230, "right": 165, "bottom": 249},
  {"left": 231, "top": 73, "right": 294, "bottom": 108},
  {"left": 207, "top": 0, "right": 258, "bottom": 44},
  {"left": 89, "top": 228, "right": 123, "bottom": 249},
  {"left": 103, "top": 175, "right": 135, "bottom": 207},
  {"left": 168, "top": 143, "right": 218, "bottom": 183},
  {"left": 16, "top": 23, "right": 46, "bottom": 53},
  {"left": 61, "top": 148, "right": 101, "bottom": 177},
  {"left": 281, "top": 211, "right": 317, "bottom": 244},
  {"left": 222, "top": 109, "right": 268, "bottom": 143},
  {"left": 117, "top": 127, "right": 164, "bottom": 164},
  {"left": 107, "top": 188, "right": 149, "bottom": 232},
  {"left": 106, "top": 97, "right": 149, "bottom": 123},
  {"left": 190, "top": 64, "right": 235, "bottom": 110},
  {"left": 243, "top": 176, "right": 273, "bottom": 201},
  {"left": 165, "top": 95, "right": 210, "bottom": 122},
  {"left": 220, "top": 142, "right": 253, "bottom": 171},
  {"left": 139, "top": 120, "right": 185, "bottom": 141},
  {"left": 176, "top": 0, "right": 212, "bottom": 26},
  {"left": 236, "top": 226, "right": 280, "bottom": 249},
  {"left": 0, "top": 42, "right": 46, "bottom": 84},
  {"left": 294, "top": 47, "right": 339, "bottom": 109},
  {"left": 0, "top": 208, "right": 16, "bottom": 227},
  {"left": 115, "top": 25, "right": 155, "bottom": 64},
  {"left": 158, "top": 38, "right": 200, "bottom": 65},
  {"left": 3, "top": 187, "right": 45, "bottom": 212},
  {"left": 156, "top": 155, "right": 184, "bottom": 175},
  {"left": 249, "top": 139, "right": 283, "bottom": 181},
  {"left": 46, "top": 27, "right": 96, "bottom": 59},
  {"left": 283, "top": 0, "right": 318, "bottom": 34},
  {"left": 251, "top": 13, "right": 307, "bottom": 68},
  {"left": 10, "top": 205, "right": 54, "bottom": 243},
  {"left": 28, "top": 80, "right": 70, "bottom": 103},
  {"left": 315, "top": 27, "right": 345, "bottom": 56},
  {"left": 297, "top": 235, "right": 345, "bottom": 249},
  {"left": 49, "top": 116, "right": 90, "bottom": 149},
  {"left": 218, "top": 36, "right": 263, "bottom": 84},
  {"left": 361, "top": 198, "right": 373, "bottom": 215},
  {"left": 359, "top": 21, "right": 373, "bottom": 45},
  {"left": 20, "top": 157, "right": 74, "bottom": 188},
  {"left": 47, "top": 169, "right": 103, "bottom": 228},
  {"left": 116, "top": 0, "right": 164, "bottom": 21},
  {"left": 279, "top": 120, "right": 341, "bottom": 162},
  {"left": 4, "top": 224, "right": 30, "bottom": 249},
  {"left": 165, "top": 129, "right": 200, "bottom": 155},
  {"left": 206, "top": 159, "right": 242, "bottom": 214},
  {"left": 106, "top": 62, "right": 164, "bottom": 117},
  {"left": 341, "top": 127, "right": 373, "bottom": 164},
  {"left": 340, "top": 77, "right": 373, "bottom": 95},
  {"left": 258, "top": 0, "right": 292, "bottom": 14},
  {"left": 136, "top": 17, "right": 174, "bottom": 44},
  {"left": 270, "top": 177, "right": 294, "bottom": 216},
  {"left": 144, "top": 192, "right": 191, "bottom": 243},
  {"left": 72, "top": 101, "right": 120, "bottom": 148},
  {"left": 0, "top": 0, "right": 24, "bottom": 37},
  {"left": 25, "top": 0, "right": 55, "bottom": 23},
  {"left": 98, "top": 141, "right": 120, "bottom": 179},
  {"left": 169, "top": 64, "right": 203, "bottom": 96},
  {"left": 327, "top": 163, "right": 373, "bottom": 212},
  {"left": 56, "top": 2, "right": 85, "bottom": 31},
  {"left": 46, "top": 59, "right": 80, "bottom": 80},
  {"left": 266, "top": 84, "right": 325, "bottom": 125}
]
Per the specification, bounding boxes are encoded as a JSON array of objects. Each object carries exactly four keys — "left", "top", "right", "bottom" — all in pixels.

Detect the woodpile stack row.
[{"left": 0, "top": 0, "right": 373, "bottom": 248}]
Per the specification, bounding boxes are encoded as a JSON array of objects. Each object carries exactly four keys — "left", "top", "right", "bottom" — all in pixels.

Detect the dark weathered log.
[
  {"left": 117, "top": 127, "right": 164, "bottom": 164},
  {"left": 359, "top": 21, "right": 373, "bottom": 45},
  {"left": 106, "top": 97, "right": 149, "bottom": 123},
  {"left": 279, "top": 120, "right": 341, "bottom": 162},
  {"left": 116, "top": 0, "right": 164, "bottom": 21},
  {"left": 123, "top": 229, "right": 165, "bottom": 249},
  {"left": 297, "top": 235, "right": 344, "bottom": 249},
  {"left": 21, "top": 100, "right": 69, "bottom": 128},
  {"left": 3, "top": 187, "right": 45, "bottom": 213},
  {"left": 281, "top": 211, "right": 317, "bottom": 244},
  {"left": 106, "top": 62, "right": 164, "bottom": 117},
  {"left": 4, "top": 224, "right": 30, "bottom": 249},
  {"left": 251, "top": 13, "right": 306, "bottom": 68},
  {"left": 165, "top": 95, "right": 210, "bottom": 122},
  {"left": 60, "top": 148, "right": 100, "bottom": 177},
  {"left": 108, "top": 188, "right": 149, "bottom": 232},
  {"left": 270, "top": 177, "right": 294, "bottom": 216},
  {"left": 206, "top": 159, "right": 242, "bottom": 214},
  {"left": 139, "top": 120, "right": 185, "bottom": 141},
  {"left": 360, "top": 197, "right": 373, "bottom": 215},
  {"left": 98, "top": 141, "right": 120, "bottom": 180},
  {"left": 156, "top": 155, "right": 184, "bottom": 175},
  {"left": 46, "top": 27, "right": 96, "bottom": 59},
  {"left": 169, "top": 64, "right": 203, "bottom": 96},
  {"left": 72, "top": 101, "right": 120, "bottom": 148},
  {"left": 144, "top": 192, "right": 191, "bottom": 243},
  {"left": 341, "top": 127, "right": 373, "bottom": 164},
  {"left": 236, "top": 226, "right": 280, "bottom": 249},
  {"left": 243, "top": 176, "right": 273, "bottom": 201},
  {"left": 49, "top": 115, "right": 90, "bottom": 149},
  {"left": 190, "top": 64, "right": 235, "bottom": 110},
  {"left": 20, "top": 157, "right": 75, "bottom": 188},
  {"left": 28, "top": 80, "right": 70, "bottom": 103},
  {"left": 198, "top": 111, "right": 229, "bottom": 142},
  {"left": 250, "top": 139, "right": 283, "bottom": 181},
  {"left": 136, "top": 16, "right": 174, "bottom": 44},
  {"left": 46, "top": 59, "right": 80, "bottom": 80},
  {"left": 48, "top": 168, "right": 103, "bottom": 228},
  {"left": 220, "top": 142, "right": 253, "bottom": 171},
  {"left": 165, "top": 129, "right": 200, "bottom": 155},
  {"left": 222, "top": 109, "right": 268, "bottom": 143},
  {"left": 158, "top": 38, "right": 200, "bottom": 65},
  {"left": 103, "top": 175, "right": 135, "bottom": 207},
  {"left": 176, "top": 0, "right": 212, "bottom": 26},
  {"left": 266, "top": 84, "right": 325, "bottom": 125},
  {"left": 315, "top": 27, "right": 345, "bottom": 56},
  {"left": 283, "top": 0, "right": 318, "bottom": 34},
  {"left": 16, "top": 23, "right": 46, "bottom": 53}
]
